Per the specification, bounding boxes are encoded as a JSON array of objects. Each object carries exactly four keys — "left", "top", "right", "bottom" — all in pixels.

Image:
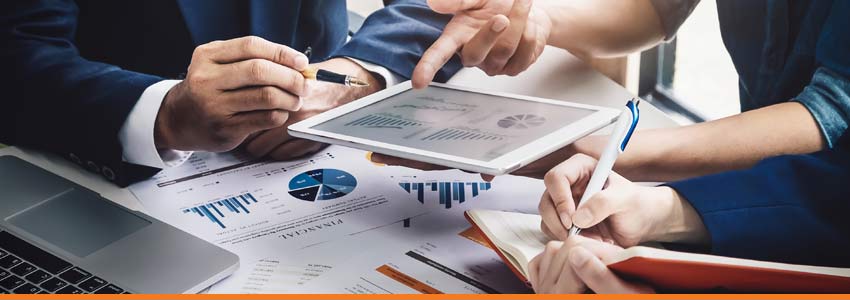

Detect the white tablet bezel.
[{"left": 288, "top": 81, "right": 621, "bottom": 175}]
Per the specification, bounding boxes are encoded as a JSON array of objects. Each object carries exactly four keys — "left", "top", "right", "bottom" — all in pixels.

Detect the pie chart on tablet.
[
  {"left": 497, "top": 114, "right": 546, "bottom": 129},
  {"left": 288, "top": 169, "right": 357, "bottom": 202}
]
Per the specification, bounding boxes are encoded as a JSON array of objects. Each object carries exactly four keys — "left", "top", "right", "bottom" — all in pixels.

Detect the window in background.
[{"left": 640, "top": 0, "right": 740, "bottom": 122}]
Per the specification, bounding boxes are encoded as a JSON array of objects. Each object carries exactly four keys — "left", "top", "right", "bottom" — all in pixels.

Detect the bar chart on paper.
[
  {"left": 183, "top": 193, "right": 258, "bottom": 229},
  {"left": 398, "top": 181, "right": 492, "bottom": 209}
]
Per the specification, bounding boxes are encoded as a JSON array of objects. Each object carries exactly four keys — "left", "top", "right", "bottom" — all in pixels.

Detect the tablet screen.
[{"left": 311, "top": 86, "right": 594, "bottom": 161}]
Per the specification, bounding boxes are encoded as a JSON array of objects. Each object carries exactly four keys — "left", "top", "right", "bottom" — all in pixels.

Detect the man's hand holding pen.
[
  {"left": 155, "top": 36, "right": 383, "bottom": 161},
  {"left": 243, "top": 57, "right": 384, "bottom": 160}
]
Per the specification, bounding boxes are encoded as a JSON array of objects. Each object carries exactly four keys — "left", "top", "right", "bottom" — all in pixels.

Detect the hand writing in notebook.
[
  {"left": 528, "top": 235, "right": 653, "bottom": 294},
  {"left": 539, "top": 154, "right": 709, "bottom": 246}
]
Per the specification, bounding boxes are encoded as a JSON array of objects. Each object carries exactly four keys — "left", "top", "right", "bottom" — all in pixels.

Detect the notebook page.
[{"left": 473, "top": 210, "right": 550, "bottom": 275}]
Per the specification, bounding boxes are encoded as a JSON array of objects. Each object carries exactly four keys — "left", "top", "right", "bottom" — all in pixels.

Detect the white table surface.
[{"left": 0, "top": 46, "right": 679, "bottom": 212}]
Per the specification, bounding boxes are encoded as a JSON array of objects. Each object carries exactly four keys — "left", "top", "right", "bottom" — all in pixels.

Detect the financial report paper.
[
  {"left": 289, "top": 169, "right": 545, "bottom": 294},
  {"left": 129, "top": 146, "right": 424, "bottom": 260},
  {"left": 207, "top": 168, "right": 546, "bottom": 294}
]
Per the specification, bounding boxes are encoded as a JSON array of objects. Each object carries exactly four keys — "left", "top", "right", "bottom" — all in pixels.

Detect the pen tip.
[{"left": 348, "top": 77, "right": 371, "bottom": 87}]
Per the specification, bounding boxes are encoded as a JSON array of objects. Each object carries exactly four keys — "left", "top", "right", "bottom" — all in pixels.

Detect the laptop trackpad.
[{"left": 6, "top": 189, "right": 151, "bottom": 257}]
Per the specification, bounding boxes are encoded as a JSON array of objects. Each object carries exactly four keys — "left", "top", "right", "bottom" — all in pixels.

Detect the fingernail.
[
  {"left": 573, "top": 210, "right": 592, "bottom": 227},
  {"left": 294, "top": 55, "right": 308, "bottom": 70},
  {"left": 569, "top": 247, "right": 592, "bottom": 267},
  {"left": 491, "top": 16, "right": 509, "bottom": 32}
]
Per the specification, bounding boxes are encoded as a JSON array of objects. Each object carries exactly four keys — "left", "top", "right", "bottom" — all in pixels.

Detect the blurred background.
[{"left": 347, "top": 0, "right": 740, "bottom": 124}]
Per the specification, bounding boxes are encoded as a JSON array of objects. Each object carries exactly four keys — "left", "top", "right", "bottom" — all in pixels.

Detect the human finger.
[
  {"left": 542, "top": 154, "right": 599, "bottom": 232},
  {"left": 539, "top": 191, "right": 569, "bottom": 240},
  {"left": 412, "top": 22, "right": 477, "bottom": 88},
  {"left": 244, "top": 126, "right": 290, "bottom": 158},
  {"left": 536, "top": 240, "right": 561, "bottom": 292},
  {"left": 203, "top": 36, "right": 308, "bottom": 70},
  {"left": 502, "top": 16, "right": 540, "bottom": 76},
  {"left": 460, "top": 15, "right": 510, "bottom": 67},
  {"left": 480, "top": 0, "right": 533, "bottom": 70},
  {"left": 269, "top": 139, "right": 326, "bottom": 160},
  {"left": 220, "top": 59, "right": 307, "bottom": 95},
  {"left": 228, "top": 110, "right": 290, "bottom": 139},
  {"left": 222, "top": 86, "right": 303, "bottom": 113},
  {"left": 572, "top": 187, "right": 630, "bottom": 230},
  {"left": 569, "top": 246, "right": 653, "bottom": 293}
]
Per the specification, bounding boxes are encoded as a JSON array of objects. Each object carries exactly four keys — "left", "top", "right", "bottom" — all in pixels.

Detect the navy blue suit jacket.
[
  {"left": 667, "top": 132, "right": 850, "bottom": 267},
  {"left": 0, "top": 0, "right": 461, "bottom": 186}
]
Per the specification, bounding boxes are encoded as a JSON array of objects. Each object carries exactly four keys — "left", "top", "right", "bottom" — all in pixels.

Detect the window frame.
[{"left": 638, "top": 39, "right": 708, "bottom": 123}]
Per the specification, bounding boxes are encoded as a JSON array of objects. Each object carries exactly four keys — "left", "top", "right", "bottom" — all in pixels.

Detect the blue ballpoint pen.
[{"left": 568, "top": 98, "right": 641, "bottom": 236}]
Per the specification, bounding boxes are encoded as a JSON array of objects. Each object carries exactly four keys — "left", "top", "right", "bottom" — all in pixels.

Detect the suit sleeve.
[
  {"left": 665, "top": 139, "right": 850, "bottom": 267},
  {"left": 0, "top": 1, "right": 162, "bottom": 186},
  {"left": 332, "top": 0, "right": 463, "bottom": 82}
]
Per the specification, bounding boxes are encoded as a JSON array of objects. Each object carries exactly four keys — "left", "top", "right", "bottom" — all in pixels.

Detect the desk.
[{"left": 0, "top": 46, "right": 679, "bottom": 213}]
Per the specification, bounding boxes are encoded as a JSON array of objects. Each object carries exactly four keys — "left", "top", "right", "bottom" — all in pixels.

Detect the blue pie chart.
[{"left": 288, "top": 169, "right": 357, "bottom": 202}]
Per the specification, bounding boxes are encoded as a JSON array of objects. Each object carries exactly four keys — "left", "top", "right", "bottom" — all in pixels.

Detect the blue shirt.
[
  {"left": 652, "top": 0, "right": 850, "bottom": 146},
  {"left": 666, "top": 131, "right": 850, "bottom": 267}
]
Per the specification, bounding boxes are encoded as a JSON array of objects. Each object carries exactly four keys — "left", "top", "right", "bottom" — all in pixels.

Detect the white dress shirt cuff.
[
  {"left": 344, "top": 57, "right": 404, "bottom": 88},
  {"left": 119, "top": 80, "right": 192, "bottom": 169}
]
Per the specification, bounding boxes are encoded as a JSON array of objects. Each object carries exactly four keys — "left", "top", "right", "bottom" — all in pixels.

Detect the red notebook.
[{"left": 464, "top": 209, "right": 850, "bottom": 293}]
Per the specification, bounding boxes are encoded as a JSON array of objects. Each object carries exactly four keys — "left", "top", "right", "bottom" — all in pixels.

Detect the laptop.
[{"left": 0, "top": 156, "right": 239, "bottom": 294}]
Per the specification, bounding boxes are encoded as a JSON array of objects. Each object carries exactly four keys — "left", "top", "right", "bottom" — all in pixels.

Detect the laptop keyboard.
[{"left": 0, "top": 231, "right": 129, "bottom": 294}]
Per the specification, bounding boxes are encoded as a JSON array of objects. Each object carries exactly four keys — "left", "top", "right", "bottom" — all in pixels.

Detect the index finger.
[
  {"left": 543, "top": 158, "right": 593, "bottom": 229},
  {"left": 206, "top": 36, "right": 309, "bottom": 71},
  {"left": 412, "top": 22, "right": 476, "bottom": 88}
]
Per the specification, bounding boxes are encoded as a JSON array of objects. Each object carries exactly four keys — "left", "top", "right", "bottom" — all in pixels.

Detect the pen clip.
[{"left": 619, "top": 98, "right": 640, "bottom": 152}]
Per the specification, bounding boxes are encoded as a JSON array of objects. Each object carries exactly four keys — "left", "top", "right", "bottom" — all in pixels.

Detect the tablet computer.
[{"left": 289, "top": 81, "right": 621, "bottom": 175}]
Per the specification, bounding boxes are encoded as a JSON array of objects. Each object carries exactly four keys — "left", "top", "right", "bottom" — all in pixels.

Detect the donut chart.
[{"left": 288, "top": 169, "right": 357, "bottom": 202}]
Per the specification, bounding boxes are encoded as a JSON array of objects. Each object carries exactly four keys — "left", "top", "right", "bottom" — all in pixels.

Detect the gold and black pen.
[{"left": 301, "top": 66, "right": 370, "bottom": 87}]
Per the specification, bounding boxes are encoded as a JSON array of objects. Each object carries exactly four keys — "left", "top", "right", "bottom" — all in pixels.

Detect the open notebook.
[{"left": 464, "top": 209, "right": 850, "bottom": 293}]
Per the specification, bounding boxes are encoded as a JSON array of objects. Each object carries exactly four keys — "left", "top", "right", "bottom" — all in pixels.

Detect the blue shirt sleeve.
[
  {"left": 665, "top": 139, "right": 850, "bottom": 267},
  {"left": 332, "top": 0, "right": 462, "bottom": 82},
  {"left": 794, "top": 67, "right": 850, "bottom": 148},
  {"left": 794, "top": 1, "right": 850, "bottom": 148}
]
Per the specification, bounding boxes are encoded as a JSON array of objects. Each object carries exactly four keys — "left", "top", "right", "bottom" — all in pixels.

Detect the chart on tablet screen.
[{"left": 311, "top": 86, "right": 594, "bottom": 161}]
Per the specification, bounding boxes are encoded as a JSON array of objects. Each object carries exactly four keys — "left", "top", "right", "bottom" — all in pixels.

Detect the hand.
[
  {"left": 528, "top": 235, "right": 654, "bottom": 294},
  {"left": 539, "top": 154, "right": 710, "bottom": 246},
  {"left": 242, "top": 58, "right": 384, "bottom": 160},
  {"left": 412, "top": 0, "right": 553, "bottom": 88},
  {"left": 155, "top": 36, "right": 308, "bottom": 152}
]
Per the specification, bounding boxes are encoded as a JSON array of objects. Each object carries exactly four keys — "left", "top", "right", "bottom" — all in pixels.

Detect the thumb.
[
  {"left": 572, "top": 188, "right": 624, "bottom": 229},
  {"left": 427, "top": 0, "right": 484, "bottom": 14}
]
